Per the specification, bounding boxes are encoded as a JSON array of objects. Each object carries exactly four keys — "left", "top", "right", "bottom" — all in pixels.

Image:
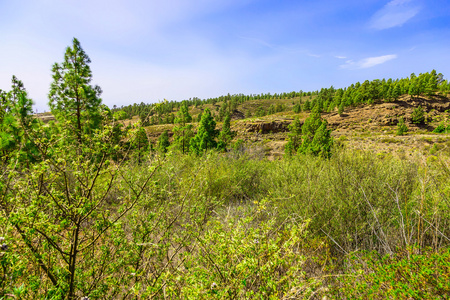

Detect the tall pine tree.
[
  {"left": 172, "top": 101, "right": 193, "bottom": 154},
  {"left": 48, "top": 38, "right": 103, "bottom": 146}
]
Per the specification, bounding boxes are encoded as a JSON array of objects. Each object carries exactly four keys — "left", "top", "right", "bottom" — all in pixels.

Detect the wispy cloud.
[
  {"left": 238, "top": 36, "right": 321, "bottom": 58},
  {"left": 238, "top": 36, "right": 276, "bottom": 49},
  {"left": 340, "top": 54, "right": 398, "bottom": 69},
  {"left": 306, "top": 52, "right": 321, "bottom": 58},
  {"left": 369, "top": 0, "right": 420, "bottom": 30},
  {"left": 335, "top": 55, "right": 347, "bottom": 59}
]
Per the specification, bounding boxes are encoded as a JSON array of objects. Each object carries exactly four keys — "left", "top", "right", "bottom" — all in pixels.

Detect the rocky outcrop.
[
  {"left": 231, "top": 110, "right": 245, "bottom": 120},
  {"left": 243, "top": 121, "right": 291, "bottom": 133}
]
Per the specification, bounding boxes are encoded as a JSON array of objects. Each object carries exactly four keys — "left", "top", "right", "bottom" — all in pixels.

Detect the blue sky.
[{"left": 1, "top": 0, "right": 449, "bottom": 112}]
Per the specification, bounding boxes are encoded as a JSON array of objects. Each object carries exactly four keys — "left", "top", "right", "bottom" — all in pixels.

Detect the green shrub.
[
  {"left": 297, "top": 108, "right": 333, "bottom": 158},
  {"left": 172, "top": 203, "right": 321, "bottom": 299},
  {"left": 333, "top": 247, "right": 450, "bottom": 299},
  {"left": 113, "top": 110, "right": 129, "bottom": 120},
  {"left": 433, "top": 124, "right": 450, "bottom": 133},
  {"left": 396, "top": 117, "right": 408, "bottom": 135},
  {"left": 411, "top": 106, "right": 425, "bottom": 124}
]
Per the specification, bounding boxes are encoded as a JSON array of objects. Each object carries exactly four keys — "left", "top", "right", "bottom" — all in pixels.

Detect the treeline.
[
  {"left": 296, "top": 70, "right": 449, "bottom": 114},
  {"left": 113, "top": 70, "right": 450, "bottom": 126}
]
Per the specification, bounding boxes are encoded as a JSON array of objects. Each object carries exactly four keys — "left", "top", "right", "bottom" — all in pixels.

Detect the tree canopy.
[{"left": 190, "top": 108, "right": 218, "bottom": 155}]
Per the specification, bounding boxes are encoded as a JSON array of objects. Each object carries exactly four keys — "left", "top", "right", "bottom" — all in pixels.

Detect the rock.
[
  {"left": 231, "top": 110, "right": 245, "bottom": 120},
  {"left": 244, "top": 121, "right": 291, "bottom": 133}
]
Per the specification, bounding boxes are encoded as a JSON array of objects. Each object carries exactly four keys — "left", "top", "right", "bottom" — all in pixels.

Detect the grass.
[
  {"left": 3, "top": 144, "right": 450, "bottom": 298},
  {"left": 138, "top": 149, "right": 450, "bottom": 298}
]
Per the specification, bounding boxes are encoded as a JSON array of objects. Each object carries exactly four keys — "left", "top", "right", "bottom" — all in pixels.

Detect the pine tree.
[
  {"left": 408, "top": 75, "right": 421, "bottom": 99},
  {"left": 172, "top": 101, "right": 193, "bottom": 154},
  {"left": 190, "top": 108, "right": 218, "bottom": 155},
  {"left": 385, "top": 86, "right": 393, "bottom": 102},
  {"left": 338, "top": 102, "right": 345, "bottom": 116},
  {"left": 411, "top": 106, "right": 425, "bottom": 125},
  {"left": 217, "top": 113, "right": 236, "bottom": 151},
  {"left": 297, "top": 107, "right": 333, "bottom": 158},
  {"left": 0, "top": 88, "right": 19, "bottom": 164},
  {"left": 393, "top": 83, "right": 401, "bottom": 100},
  {"left": 425, "top": 72, "right": 438, "bottom": 96},
  {"left": 48, "top": 38, "right": 103, "bottom": 146},
  {"left": 303, "top": 99, "right": 311, "bottom": 111},
  {"left": 218, "top": 101, "right": 228, "bottom": 121},
  {"left": 133, "top": 126, "right": 150, "bottom": 163},
  {"left": 284, "top": 117, "right": 302, "bottom": 156},
  {"left": 309, "top": 121, "right": 333, "bottom": 158},
  {"left": 0, "top": 76, "right": 40, "bottom": 165},
  {"left": 293, "top": 102, "right": 302, "bottom": 113},
  {"left": 158, "top": 130, "right": 170, "bottom": 154},
  {"left": 2, "top": 40, "right": 161, "bottom": 300}
]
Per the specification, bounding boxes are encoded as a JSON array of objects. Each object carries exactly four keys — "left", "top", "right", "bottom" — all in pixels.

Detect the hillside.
[
  {"left": 101, "top": 92, "right": 449, "bottom": 160},
  {"left": 228, "top": 94, "right": 450, "bottom": 159}
]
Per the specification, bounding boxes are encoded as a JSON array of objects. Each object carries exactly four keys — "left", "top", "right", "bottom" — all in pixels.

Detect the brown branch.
[{"left": 14, "top": 224, "right": 59, "bottom": 287}]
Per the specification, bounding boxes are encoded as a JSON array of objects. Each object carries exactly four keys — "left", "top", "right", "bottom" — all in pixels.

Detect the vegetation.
[
  {"left": 157, "top": 129, "right": 170, "bottom": 153},
  {"left": 3, "top": 147, "right": 449, "bottom": 298},
  {"left": 1, "top": 38, "right": 450, "bottom": 299},
  {"left": 171, "top": 101, "right": 193, "bottom": 154},
  {"left": 284, "top": 117, "right": 302, "bottom": 156},
  {"left": 411, "top": 105, "right": 426, "bottom": 125},
  {"left": 49, "top": 38, "right": 103, "bottom": 146},
  {"left": 433, "top": 123, "right": 450, "bottom": 134},
  {"left": 396, "top": 117, "right": 408, "bottom": 135},
  {"left": 190, "top": 108, "right": 218, "bottom": 155},
  {"left": 217, "top": 113, "right": 236, "bottom": 151},
  {"left": 297, "top": 107, "right": 333, "bottom": 158}
]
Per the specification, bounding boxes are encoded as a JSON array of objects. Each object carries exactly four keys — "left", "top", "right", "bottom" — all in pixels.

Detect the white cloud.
[
  {"left": 369, "top": 0, "right": 420, "bottom": 30},
  {"left": 335, "top": 55, "right": 347, "bottom": 59},
  {"left": 340, "top": 54, "right": 398, "bottom": 69}
]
